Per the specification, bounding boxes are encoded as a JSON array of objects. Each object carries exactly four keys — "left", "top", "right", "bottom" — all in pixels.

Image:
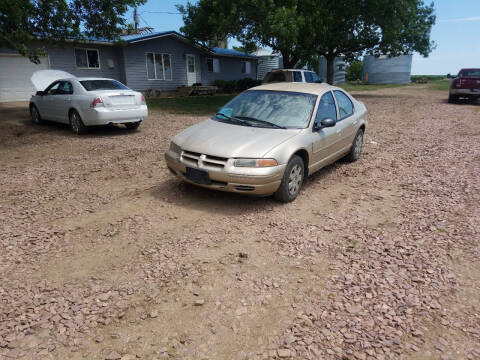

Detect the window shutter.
[
  {"left": 245, "top": 61, "right": 251, "bottom": 74},
  {"left": 213, "top": 58, "right": 220, "bottom": 73}
]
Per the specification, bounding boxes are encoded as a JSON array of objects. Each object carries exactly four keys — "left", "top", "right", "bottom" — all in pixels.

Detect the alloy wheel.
[
  {"left": 288, "top": 164, "right": 303, "bottom": 196},
  {"left": 353, "top": 132, "right": 363, "bottom": 159},
  {"left": 31, "top": 107, "right": 39, "bottom": 123},
  {"left": 71, "top": 113, "right": 80, "bottom": 133}
]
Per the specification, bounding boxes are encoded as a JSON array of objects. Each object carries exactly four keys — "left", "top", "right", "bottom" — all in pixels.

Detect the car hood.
[
  {"left": 31, "top": 70, "right": 74, "bottom": 91},
  {"left": 173, "top": 118, "right": 302, "bottom": 158}
]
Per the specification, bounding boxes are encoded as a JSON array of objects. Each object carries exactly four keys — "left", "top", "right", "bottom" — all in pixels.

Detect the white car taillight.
[
  {"left": 141, "top": 94, "right": 146, "bottom": 104},
  {"left": 91, "top": 97, "right": 103, "bottom": 107}
]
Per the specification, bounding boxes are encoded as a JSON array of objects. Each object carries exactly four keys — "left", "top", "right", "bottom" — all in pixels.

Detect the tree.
[
  {"left": 346, "top": 60, "right": 363, "bottom": 82},
  {"left": 232, "top": 42, "right": 257, "bottom": 54},
  {"left": 306, "top": 0, "right": 436, "bottom": 83},
  {"left": 177, "top": 0, "right": 314, "bottom": 68},
  {"left": 177, "top": 0, "right": 435, "bottom": 84},
  {"left": 0, "top": 0, "right": 146, "bottom": 63}
]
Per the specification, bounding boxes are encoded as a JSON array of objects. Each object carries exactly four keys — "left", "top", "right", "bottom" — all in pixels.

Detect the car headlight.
[
  {"left": 234, "top": 158, "right": 278, "bottom": 167},
  {"left": 169, "top": 142, "right": 182, "bottom": 154}
]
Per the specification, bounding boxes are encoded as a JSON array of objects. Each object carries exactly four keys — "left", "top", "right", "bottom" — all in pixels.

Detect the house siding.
[
  {"left": 204, "top": 56, "right": 257, "bottom": 83},
  {"left": 122, "top": 37, "right": 208, "bottom": 91},
  {"left": 46, "top": 43, "right": 123, "bottom": 80}
]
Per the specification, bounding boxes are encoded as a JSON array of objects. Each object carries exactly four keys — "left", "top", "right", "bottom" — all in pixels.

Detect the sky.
[{"left": 126, "top": 0, "right": 480, "bottom": 75}]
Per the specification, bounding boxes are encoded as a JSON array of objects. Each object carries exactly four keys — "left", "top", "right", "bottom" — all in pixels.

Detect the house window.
[
  {"left": 241, "top": 61, "right": 251, "bottom": 74},
  {"left": 75, "top": 48, "right": 100, "bottom": 68},
  {"left": 207, "top": 58, "right": 220, "bottom": 73},
  {"left": 146, "top": 53, "right": 172, "bottom": 80}
]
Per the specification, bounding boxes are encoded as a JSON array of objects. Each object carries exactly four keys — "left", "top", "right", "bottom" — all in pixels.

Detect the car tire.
[
  {"left": 345, "top": 128, "right": 364, "bottom": 162},
  {"left": 125, "top": 121, "right": 141, "bottom": 130},
  {"left": 274, "top": 155, "right": 304, "bottom": 203},
  {"left": 448, "top": 94, "right": 457, "bottom": 103},
  {"left": 69, "top": 110, "right": 88, "bottom": 135},
  {"left": 30, "top": 105, "right": 42, "bottom": 124}
]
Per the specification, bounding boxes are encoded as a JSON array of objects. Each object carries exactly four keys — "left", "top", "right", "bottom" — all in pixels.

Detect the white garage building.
[{"left": 0, "top": 53, "right": 49, "bottom": 102}]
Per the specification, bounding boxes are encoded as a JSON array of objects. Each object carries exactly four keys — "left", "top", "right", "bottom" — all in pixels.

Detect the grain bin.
[
  {"left": 251, "top": 48, "right": 283, "bottom": 80},
  {"left": 362, "top": 55, "right": 412, "bottom": 84}
]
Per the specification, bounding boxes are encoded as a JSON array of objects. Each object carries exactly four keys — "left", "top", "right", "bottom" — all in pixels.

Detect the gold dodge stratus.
[{"left": 165, "top": 82, "right": 367, "bottom": 202}]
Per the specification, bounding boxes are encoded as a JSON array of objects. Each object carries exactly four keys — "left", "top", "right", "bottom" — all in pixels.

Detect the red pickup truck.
[{"left": 449, "top": 68, "right": 480, "bottom": 103}]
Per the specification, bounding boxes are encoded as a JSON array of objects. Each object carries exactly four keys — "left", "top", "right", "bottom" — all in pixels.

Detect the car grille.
[{"left": 181, "top": 150, "right": 228, "bottom": 169}]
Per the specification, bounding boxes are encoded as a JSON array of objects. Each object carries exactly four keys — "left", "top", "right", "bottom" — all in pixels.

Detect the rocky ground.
[{"left": 0, "top": 86, "right": 479, "bottom": 360}]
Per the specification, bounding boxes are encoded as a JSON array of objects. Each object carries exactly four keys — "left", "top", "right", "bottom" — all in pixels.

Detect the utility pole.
[{"left": 134, "top": 7, "right": 139, "bottom": 33}]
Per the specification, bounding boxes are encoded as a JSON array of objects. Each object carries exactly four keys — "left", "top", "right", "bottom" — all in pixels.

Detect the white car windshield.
[
  {"left": 80, "top": 80, "right": 129, "bottom": 91},
  {"left": 215, "top": 90, "right": 317, "bottom": 129}
]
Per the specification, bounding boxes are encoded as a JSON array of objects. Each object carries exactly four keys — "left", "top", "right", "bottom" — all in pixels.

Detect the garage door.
[{"left": 0, "top": 54, "right": 49, "bottom": 102}]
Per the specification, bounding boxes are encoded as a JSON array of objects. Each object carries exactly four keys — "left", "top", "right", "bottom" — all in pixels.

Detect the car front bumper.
[
  {"left": 82, "top": 105, "right": 148, "bottom": 126},
  {"left": 164, "top": 150, "right": 286, "bottom": 196}
]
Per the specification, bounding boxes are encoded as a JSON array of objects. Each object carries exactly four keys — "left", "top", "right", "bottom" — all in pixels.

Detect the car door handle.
[{"left": 336, "top": 129, "right": 342, "bottom": 134}]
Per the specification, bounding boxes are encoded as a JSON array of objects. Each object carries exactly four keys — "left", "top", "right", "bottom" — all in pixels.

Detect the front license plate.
[{"left": 185, "top": 167, "right": 211, "bottom": 185}]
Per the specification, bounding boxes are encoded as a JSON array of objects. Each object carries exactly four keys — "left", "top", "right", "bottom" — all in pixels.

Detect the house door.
[{"left": 186, "top": 54, "right": 196, "bottom": 86}]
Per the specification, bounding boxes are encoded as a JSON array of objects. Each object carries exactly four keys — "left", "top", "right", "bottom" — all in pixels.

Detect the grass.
[
  {"left": 339, "top": 83, "right": 410, "bottom": 92},
  {"left": 146, "top": 95, "right": 235, "bottom": 115},
  {"left": 427, "top": 79, "right": 451, "bottom": 92},
  {"left": 146, "top": 79, "right": 452, "bottom": 115}
]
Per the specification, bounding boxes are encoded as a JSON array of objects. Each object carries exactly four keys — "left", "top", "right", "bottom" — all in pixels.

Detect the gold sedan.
[{"left": 165, "top": 82, "right": 367, "bottom": 202}]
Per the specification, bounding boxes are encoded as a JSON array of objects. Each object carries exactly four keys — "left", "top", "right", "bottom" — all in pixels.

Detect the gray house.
[{"left": 0, "top": 31, "right": 258, "bottom": 102}]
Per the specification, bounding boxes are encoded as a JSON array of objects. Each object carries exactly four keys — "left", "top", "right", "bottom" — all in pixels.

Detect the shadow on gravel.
[
  {"left": 152, "top": 178, "right": 273, "bottom": 215},
  {"left": 153, "top": 160, "right": 344, "bottom": 215},
  {"left": 441, "top": 98, "right": 480, "bottom": 106}
]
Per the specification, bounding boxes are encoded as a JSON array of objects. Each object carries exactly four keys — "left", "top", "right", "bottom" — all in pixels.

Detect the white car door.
[
  {"left": 54, "top": 81, "right": 74, "bottom": 123},
  {"left": 36, "top": 81, "right": 60, "bottom": 120}
]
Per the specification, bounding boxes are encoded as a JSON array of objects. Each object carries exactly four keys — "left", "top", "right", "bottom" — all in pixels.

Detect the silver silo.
[
  {"left": 251, "top": 48, "right": 283, "bottom": 80},
  {"left": 362, "top": 55, "right": 412, "bottom": 84},
  {"left": 318, "top": 56, "right": 346, "bottom": 84}
]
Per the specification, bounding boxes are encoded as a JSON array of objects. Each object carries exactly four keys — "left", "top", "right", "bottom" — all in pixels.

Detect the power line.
[
  {"left": 138, "top": 14, "right": 153, "bottom": 28},
  {"left": 141, "top": 11, "right": 182, "bottom": 15}
]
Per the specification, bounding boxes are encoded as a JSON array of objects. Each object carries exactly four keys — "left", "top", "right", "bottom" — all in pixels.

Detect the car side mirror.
[
  {"left": 313, "top": 118, "right": 336, "bottom": 131},
  {"left": 36, "top": 91, "right": 44, "bottom": 96},
  {"left": 321, "top": 118, "right": 336, "bottom": 128}
]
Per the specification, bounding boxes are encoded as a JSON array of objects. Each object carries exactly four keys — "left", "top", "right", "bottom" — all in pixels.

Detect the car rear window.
[
  {"left": 264, "top": 71, "right": 288, "bottom": 83},
  {"left": 459, "top": 69, "right": 480, "bottom": 77},
  {"left": 80, "top": 80, "right": 129, "bottom": 91}
]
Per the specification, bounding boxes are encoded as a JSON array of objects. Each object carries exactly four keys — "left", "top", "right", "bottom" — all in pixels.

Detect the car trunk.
[{"left": 96, "top": 91, "right": 141, "bottom": 110}]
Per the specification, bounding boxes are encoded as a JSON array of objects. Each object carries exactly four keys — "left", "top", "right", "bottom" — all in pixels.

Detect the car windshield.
[
  {"left": 459, "top": 69, "right": 480, "bottom": 77},
  {"left": 214, "top": 90, "right": 317, "bottom": 129},
  {"left": 80, "top": 80, "right": 129, "bottom": 91}
]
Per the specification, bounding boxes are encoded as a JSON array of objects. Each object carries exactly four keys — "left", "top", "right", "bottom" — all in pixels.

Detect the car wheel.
[
  {"left": 30, "top": 105, "right": 42, "bottom": 124},
  {"left": 345, "top": 128, "right": 364, "bottom": 162},
  {"left": 125, "top": 121, "right": 141, "bottom": 130},
  {"left": 448, "top": 94, "right": 457, "bottom": 103},
  {"left": 69, "top": 110, "right": 88, "bottom": 135},
  {"left": 274, "top": 155, "right": 304, "bottom": 203}
]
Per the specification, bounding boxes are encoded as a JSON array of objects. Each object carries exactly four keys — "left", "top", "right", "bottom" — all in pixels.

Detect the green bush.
[
  {"left": 237, "top": 77, "right": 262, "bottom": 91},
  {"left": 212, "top": 78, "right": 261, "bottom": 93},
  {"left": 346, "top": 61, "right": 363, "bottom": 82},
  {"left": 212, "top": 79, "right": 237, "bottom": 93}
]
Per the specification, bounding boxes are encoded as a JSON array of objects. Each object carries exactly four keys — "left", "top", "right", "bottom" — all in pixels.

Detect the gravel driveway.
[{"left": 0, "top": 86, "right": 479, "bottom": 360}]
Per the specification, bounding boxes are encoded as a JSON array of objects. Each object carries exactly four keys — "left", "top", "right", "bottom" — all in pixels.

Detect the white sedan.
[{"left": 29, "top": 74, "right": 148, "bottom": 134}]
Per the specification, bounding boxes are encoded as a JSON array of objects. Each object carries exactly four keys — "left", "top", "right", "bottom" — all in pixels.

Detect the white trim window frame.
[
  {"left": 241, "top": 61, "right": 251, "bottom": 74},
  {"left": 146, "top": 52, "right": 173, "bottom": 81},
  {"left": 207, "top": 58, "right": 220, "bottom": 73},
  {"left": 74, "top": 48, "right": 100, "bottom": 69}
]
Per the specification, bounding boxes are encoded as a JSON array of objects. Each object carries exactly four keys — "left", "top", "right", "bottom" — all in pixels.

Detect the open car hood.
[{"left": 31, "top": 70, "right": 74, "bottom": 91}]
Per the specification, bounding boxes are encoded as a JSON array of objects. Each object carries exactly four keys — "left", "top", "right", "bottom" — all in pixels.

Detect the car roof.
[
  {"left": 58, "top": 77, "right": 116, "bottom": 82},
  {"left": 269, "top": 69, "right": 314, "bottom": 72},
  {"left": 250, "top": 82, "right": 341, "bottom": 96}
]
